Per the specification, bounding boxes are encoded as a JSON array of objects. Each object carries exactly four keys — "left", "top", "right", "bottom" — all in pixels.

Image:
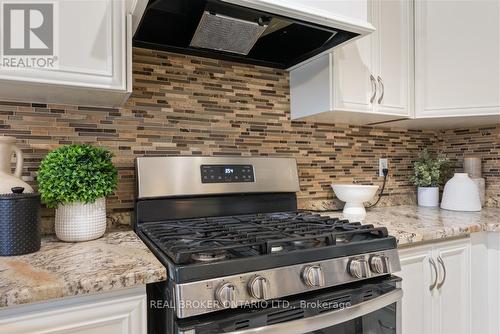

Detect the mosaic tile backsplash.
[{"left": 0, "top": 48, "right": 498, "bottom": 232}]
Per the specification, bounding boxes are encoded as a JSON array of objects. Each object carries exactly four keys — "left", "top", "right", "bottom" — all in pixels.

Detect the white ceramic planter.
[
  {"left": 417, "top": 187, "right": 439, "bottom": 207},
  {"left": 55, "top": 197, "right": 107, "bottom": 242},
  {"left": 441, "top": 173, "right": 481, "bottom": 212},
  {"left": 331, "top": 184, "right": 379, "bottom": 221}
]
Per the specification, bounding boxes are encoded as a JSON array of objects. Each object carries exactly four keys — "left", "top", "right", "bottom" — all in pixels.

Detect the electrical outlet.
[{"left": 379, "top": 158, "right": 388, "bottom": 177}]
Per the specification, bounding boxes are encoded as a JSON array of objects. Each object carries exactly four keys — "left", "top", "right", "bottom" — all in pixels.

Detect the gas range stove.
[
  {"left": 138, "top": 211, "right": 397, "bottom": 283},
  {"left": 135, "top": 157, "right": 402, "bottom": 333}
]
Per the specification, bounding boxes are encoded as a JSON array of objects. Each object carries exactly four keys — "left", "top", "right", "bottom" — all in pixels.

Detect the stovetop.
[{"left": 136, "top": 211, "right": 397, "bottom": 283}]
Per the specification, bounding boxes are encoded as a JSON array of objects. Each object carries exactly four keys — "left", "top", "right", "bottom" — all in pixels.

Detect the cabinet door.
[
  {"left": 332, "top": 34, "right": 375, "bottom": 113},
  {"left": 332, "top": 2, "right": 375, "bottom": 113},
  {"left": 434, "top": 241, "right": 471, "bottom": 334},
  {"left": 373, "top": 0, "right": 412, "bottom": 116},
  {"left": 0, "top": 287, "right": 147, "bottom": 334},
  {"left": 414, "top": 0, "right": 500, "bottom": 117},
  {"left": 0, "top": 0, "right": 127, "bottom": 91},
  {"left": 397, "top": 246, "right": 434, "bottom": 334}
]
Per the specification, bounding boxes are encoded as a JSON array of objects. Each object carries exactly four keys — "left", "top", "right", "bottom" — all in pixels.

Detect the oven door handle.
[{"left": 226, "top": 288, "right": 403, "bottom": 334}]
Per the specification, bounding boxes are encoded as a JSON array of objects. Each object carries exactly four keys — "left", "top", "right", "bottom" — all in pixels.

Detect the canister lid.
[{"left": 0, "top": 187, "right": 40, "bottom": 200}]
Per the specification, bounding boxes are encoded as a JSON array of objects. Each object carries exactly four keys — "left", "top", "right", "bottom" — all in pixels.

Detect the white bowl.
[
  {"left": 441, "top": 173, "right": 481, "bottom": 212},
  {"left": 331, "top": 184, "right": 379, "bottom": 219}
]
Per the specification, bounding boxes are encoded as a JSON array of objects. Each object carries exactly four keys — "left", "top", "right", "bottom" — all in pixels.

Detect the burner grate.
[{"left": 139, "top": 211, "right": 389, "bottom": 265}]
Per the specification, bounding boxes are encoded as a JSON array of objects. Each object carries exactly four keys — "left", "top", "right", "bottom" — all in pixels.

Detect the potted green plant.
[
  {"left": 37, "top": 144, "right": 117, "bottom": 241},
  {"left": 410, "top": 150, "right": 451, "bottom": 207}
]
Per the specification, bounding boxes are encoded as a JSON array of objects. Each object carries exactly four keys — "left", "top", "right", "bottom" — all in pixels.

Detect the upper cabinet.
[
  {"left": 411, "top": 0, "right": 500, "bottom": 125},
  {"left": 374, "top": 0, "right": 413, "bottom": 116},
  {"left": 291, "top": 0, "right": 500, "bottom": 128},
  {"left": 290, "top": 0, "right": 413, "bottom": 125},
  {"left": 0, "top": 0, "right": 134, "bottom": 107}
]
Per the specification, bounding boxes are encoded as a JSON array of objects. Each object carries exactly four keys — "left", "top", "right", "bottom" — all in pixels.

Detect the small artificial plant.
[
  {"left": 37, "top": 144, "right": 118, "bottom": 208},
  {"left": 410, "top": 149, "right": 451, "bottom": 188}
]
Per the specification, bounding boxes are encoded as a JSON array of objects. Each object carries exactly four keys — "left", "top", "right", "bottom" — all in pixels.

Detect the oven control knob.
[
  {"left": 248, "top": 276, "right": 269, "bottom": 299},
  {"left": 302, "top": 265, "right": 325, "bottom": 287},
  {"left": 215, "top": 282, "right": 237, "bottom": 308},
  {"left": 370, "top": 255, "right": 390, "bottom": 274},
  {"left": 348, "top": 258, "right": 370, "bottom": 279}
]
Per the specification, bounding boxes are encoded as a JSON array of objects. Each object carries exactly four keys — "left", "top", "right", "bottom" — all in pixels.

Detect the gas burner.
[{"left": 191, "top": 251, "right": 228, "bottom": 263}]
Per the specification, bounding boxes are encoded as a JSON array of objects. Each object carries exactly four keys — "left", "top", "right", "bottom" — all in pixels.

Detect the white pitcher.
[{"left": 0, "top": 136, "right": 33, "bottom": 194}]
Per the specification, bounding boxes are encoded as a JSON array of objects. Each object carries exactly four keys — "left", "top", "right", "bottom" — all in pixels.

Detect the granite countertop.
[
  {"left": 323, "top": 205, "right": 500, "bottom": 246},
  {"left": 0, "top": 231, "right": 166, "bottom": 308},
  {"left": 1, "top": 205, "right": 499, "bottom": 309}
]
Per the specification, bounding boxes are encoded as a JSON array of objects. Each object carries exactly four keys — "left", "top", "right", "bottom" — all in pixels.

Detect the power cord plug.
[{"left": 366, "top": 168, "right": 389, "bottom": 209}]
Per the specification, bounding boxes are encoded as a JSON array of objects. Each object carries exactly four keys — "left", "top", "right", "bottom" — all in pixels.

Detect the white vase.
[
  {"left": 417, "top": 187, "right": 439, "bottom": 207},
  {"left": 441, "top": 173, "right": 481, "bottom": 212},
  {"left": 55, "top": 197, "right": 107, "bottom": 242}
]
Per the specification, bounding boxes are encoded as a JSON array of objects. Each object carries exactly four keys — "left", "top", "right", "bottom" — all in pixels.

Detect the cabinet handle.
[
  {"left": 429, "top": 257, "right": 438, "bottom": 290},
  {"left": 370, "top": 74, "right": 377, "bottom": 103},
  {"left": 377, "top": 76, "right": 384, "bottom": 104},
  {"left": 437, "top": 256, "right": 447, "bottom": 289}
]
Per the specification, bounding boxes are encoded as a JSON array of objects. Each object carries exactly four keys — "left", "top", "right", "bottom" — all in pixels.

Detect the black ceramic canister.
[{"left": 0, "top": 187, "right": 41, "bottom": 256}]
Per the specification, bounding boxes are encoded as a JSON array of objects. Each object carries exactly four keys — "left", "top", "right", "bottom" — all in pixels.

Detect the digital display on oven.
[{"left": 200, "top": 165, "right": 254, "bottom": 183}]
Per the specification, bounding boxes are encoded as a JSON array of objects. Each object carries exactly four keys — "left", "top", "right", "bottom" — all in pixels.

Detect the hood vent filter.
[{"left": 190, "top": 11, "right": 267, "bottom": 55}]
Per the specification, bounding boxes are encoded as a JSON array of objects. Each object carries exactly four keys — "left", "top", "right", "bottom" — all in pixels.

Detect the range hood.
[{"left": 133, "top": 0, "right": 375, "bottom": 70}]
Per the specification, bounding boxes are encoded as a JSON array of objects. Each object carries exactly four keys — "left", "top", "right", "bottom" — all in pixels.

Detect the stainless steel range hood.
[{"left": 133, "top": 0, "right": 374, "bottom": 70}]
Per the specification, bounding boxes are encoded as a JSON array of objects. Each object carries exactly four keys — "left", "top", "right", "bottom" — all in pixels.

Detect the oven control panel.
[
  {"left": 173, "top": 249, "right": 401, "bottom": 318},
  {"left": 201, "top": 164, "right": 255, "bottom": 183}
]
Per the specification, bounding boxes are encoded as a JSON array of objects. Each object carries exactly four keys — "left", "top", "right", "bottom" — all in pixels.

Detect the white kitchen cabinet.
[
  {"left": 290, "top": 0, "right": 412, "bottom": 125},
  {"left": 470, "top": 232, "right": 500, "bottom": 334},
  {"left": 331, "top": 21, "right": 375, "bottom": 115},
  {"left": 397, "top": 244, "right": 434, "bottom": 334},
  {"left": 0, "top": 286, "right": 147, "bottom": 334},
  {"left": 434, "top": 242, "right": 470, "bottom": 334},
  {"left": 414, "top": 0, "right": 500, "bottom": 119},
  {"left": 396, "top": 238, "right": 471, "bottom": 334},
  {"left": 0, "top": 0, "right": 133, "bottom": 107},
  {"left": 373, "top": 0, "right": 412, "bottom": 116}
]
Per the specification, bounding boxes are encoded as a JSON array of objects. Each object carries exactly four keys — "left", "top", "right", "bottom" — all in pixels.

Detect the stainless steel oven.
[
  {"left": 154, "top": 276, "right": 402, "bottom": 334},
  {"left": 137, "top": 157, "right": 403, "bottom": 334}
]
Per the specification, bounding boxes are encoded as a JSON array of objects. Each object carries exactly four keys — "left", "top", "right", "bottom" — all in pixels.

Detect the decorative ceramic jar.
[
  {"left": 417, "top": 186, "right": 439, "bottom": 207},
  {"left": 55, "top": 198, "right": 107, "bottom": 242},
  {"left": 472, "top": 177, "right": 486, "bottom": 207},
  {"left": 464, "top": 156, "right": 485, "bottom": 208},
  {"left": 0, "top": 136, "right": 33, "bottom": 194},
  {"left": 464, "top": 156, "right": 481, "bottom": 178},
  {"left": 441, "top": 173, "right": 481, "bottom": 212}
]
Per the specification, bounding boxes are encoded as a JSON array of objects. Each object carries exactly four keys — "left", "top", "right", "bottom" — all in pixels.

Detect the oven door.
[
  {"left": 175, "top": 276, "right": 402, "bottom": 334},
  {"left": 230, "top": 289, "right": 401, "bottom": 334}
]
